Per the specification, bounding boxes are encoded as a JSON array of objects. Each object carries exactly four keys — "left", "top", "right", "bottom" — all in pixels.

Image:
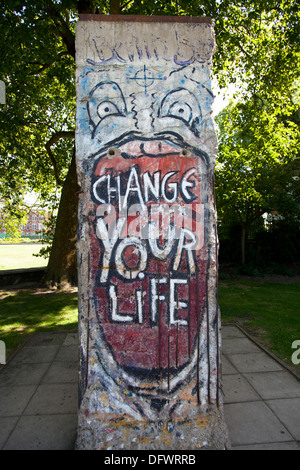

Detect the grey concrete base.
[
  {"left": 1, "top": 326, "right": 300, "bottom": 450},
  {"left": 76, "top": 406, "right": 229, "bottom": 450}
]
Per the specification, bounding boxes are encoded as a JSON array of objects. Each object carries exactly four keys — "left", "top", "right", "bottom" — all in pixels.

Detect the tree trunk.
[
  {"left": 241, "top": 222, "right": 246, "bottom": 265},
  {"left": 110, "top": 0, "right": 121, "bottom": 14},
  {"left": 43, "top": 149, "right": 79, "bottom": 287},
  {"left": 43, "top": 0, "right": 120, "bottom": 288}
]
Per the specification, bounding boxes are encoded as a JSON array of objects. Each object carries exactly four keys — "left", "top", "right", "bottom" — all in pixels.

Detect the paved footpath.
[{"left": 0, "top": 325, "right": 299, "bottom": 450}]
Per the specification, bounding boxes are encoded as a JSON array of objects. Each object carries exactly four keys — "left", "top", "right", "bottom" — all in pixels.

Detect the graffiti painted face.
[
  {"left": 86, "top": 65, "right": 210, "bottom": 392},
  {"left": 89, "top": 146, "right": 207, "bottom": 390},
  {"left": 85, "top": 64, "right": 212, "bottom": 160}
]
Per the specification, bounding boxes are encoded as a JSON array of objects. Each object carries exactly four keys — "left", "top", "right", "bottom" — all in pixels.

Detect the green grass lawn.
[
  {"left": 0, "top": 244, "right": 48, "bottom": 270},
  {"left": 0, "top": 288, "right": 78, "bottom": 358},
  {"left": 219, "top": 279, "right": 300, "bottom": 374}
]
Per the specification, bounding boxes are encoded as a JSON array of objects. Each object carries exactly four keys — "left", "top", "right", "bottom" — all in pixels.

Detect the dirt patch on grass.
[
  {"left": 237, "top": 321, "right": 270, "bottom": 345},
  {"left": 0, "top": 286, "right": 78, "bottom": 301},
  {"left": 31, "top": 287, "right": 78, "bottom": 296}
]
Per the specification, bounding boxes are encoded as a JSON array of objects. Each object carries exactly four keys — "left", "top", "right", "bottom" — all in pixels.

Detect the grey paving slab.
[
  {"left": 0, "top": 361, "right": 50, "bottom": 386},
  {"left": 224, "top": 401, "right": 293, "bottom": 446},
  {"left": 8, "top": 345, "right": 59, "bottom": 364},
  {"left": 55, "top": 345, "right": 78, "bottom": 362},
  {"left": 244, "top": 371, "right": 300, "bottom": 400},
  {"left": 0, "top": 416, "right": 19, "bottom": 448},
  {"left": 222, "top": 374, "right": 260, "bottom": 404},
  {"left": 62, "top": 333, "right": 78, "bottom": 346},
  {"left": 222, "top": 355, "right": 238, "bottom": 375},
  {"left": 0, "top": 385, "right": 36, "bottom": 417},
  {"left": 221, "top": 325, "right": 245, "bottom": 339},
  {"left": 266, "top": 398, "right": 300, "bottom": 441},
  {"left": 23, "top": 332, "right": 67, "bottom": 348},
  {"left": 42, "top": 361, "right": 78, "bottom": 384},
  {"left": 23, "top": 383, "right": 78, "bottom": 416},
  {"left": 222, "top": 337, "right": 261, "bottom": 355},
  {"left": 3, "top": 414, "right": 78, "bottom": 450},
  {"left": 231, "top": 441, "right": 300, "bottom": 450},
  {"left": 226, "top": 351, "right": 284, "bottom": 374}
]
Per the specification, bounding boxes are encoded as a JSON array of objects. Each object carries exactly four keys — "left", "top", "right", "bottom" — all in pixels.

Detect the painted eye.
[
  {"left": 167, "top": 102, "right": 192, "bottom": 123},
  {"left": 97, "top": 101, "right": 120, "bottom": 119},
  {"left": 87, "top": 81, "right": 127, "bottom": 137},
  {"left": 158, "top": 89, "right": 202, "bottom": 137}
]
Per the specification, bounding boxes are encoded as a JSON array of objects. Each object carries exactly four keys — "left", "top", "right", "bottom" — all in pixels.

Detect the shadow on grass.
[{"left": 0, "top": 288, "right": 78, "bottom": 358}]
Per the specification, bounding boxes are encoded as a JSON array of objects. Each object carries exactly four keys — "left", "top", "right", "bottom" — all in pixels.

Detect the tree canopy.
[
  {"left": 215, "top": 98, "right": 299, "bottom": 264},
  {"left": 0, "top": 0, "right": 299, "bottom": 283}
]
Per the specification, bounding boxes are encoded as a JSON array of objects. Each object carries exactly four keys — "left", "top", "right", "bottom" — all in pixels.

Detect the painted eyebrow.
[{"left": 87, "top": 81, "right": 127, "bottom": 129}]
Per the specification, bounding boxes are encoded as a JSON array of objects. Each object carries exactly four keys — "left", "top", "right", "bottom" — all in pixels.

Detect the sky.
[{"left": 212, "top": 80, "right": 235, "bottom": 116}]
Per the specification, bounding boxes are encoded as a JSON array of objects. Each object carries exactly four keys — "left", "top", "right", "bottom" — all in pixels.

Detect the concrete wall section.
[{"left": 75, "top": 16, "right": 229, "bottom": 450}]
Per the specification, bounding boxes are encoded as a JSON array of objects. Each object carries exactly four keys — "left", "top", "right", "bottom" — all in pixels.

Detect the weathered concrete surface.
[{"left": 75, "top": 15, "right": 230, "bottom": 450}]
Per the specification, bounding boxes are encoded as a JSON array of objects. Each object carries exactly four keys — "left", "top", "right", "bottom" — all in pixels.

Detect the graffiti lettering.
[
  {"left": 108, "top": 275, "right": 188, "bottom": 326},
  {"left": 87, "top": 31, "right": 213, "bottom": 66},
  {"left": 95, "top": 201, "right": 204, "bottom": 244},
  {"left": 96, "top": 216, "right": 198, "bottom": 284},
  {"left": 92, "top": 166, "right": 197, "bottom": 207}
]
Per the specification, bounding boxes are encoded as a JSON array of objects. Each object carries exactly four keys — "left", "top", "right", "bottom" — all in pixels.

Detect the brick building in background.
[{"left": 0, "top": 209, "right": 49, "bottom": 239}]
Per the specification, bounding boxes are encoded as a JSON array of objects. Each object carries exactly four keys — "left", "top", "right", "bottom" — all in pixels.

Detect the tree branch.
[
  {"left": 45, "top": 131, "right": 75, "bottom": 186},
  {"left": 44, "top": 1, "right": 76, "bottom": 58},
  {"left": 27, "top": 52, "right": 69, "bottom": 76}
]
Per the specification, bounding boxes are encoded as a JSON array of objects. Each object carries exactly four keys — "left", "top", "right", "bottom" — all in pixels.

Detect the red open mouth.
[{"left": 90, "top": 140, "right": 208, "bottom": 380}]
